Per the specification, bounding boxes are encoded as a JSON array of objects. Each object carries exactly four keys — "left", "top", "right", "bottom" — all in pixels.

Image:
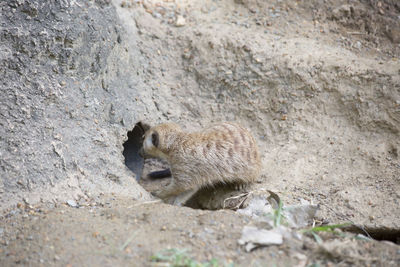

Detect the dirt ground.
[
  {"left": 1, "top": 195, "right": 399, "bottom": 266},
  {"left": 1, "top": 0, "right": 400, "bottom": 266}
]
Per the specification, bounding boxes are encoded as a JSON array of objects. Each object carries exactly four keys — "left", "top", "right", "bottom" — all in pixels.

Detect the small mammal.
[{"left": 140, "top": 122, "right": 261, "bottom": 205}]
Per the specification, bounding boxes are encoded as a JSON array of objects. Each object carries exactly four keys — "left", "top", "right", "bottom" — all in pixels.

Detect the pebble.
[
  {"left": 204, "top": 227, "right": 214, "bottom": 234},
  {"left": 66, "top": 200, "right": 78, "bottom": 208},
  {"left": 23, "top": 198, "right": 32, "bottom": 205},
  {"left": 153, "top": 12, "right": 162, "bottom": 19},
  {"left": 175, "top": 15, "right": 186, "bottom": 27}
]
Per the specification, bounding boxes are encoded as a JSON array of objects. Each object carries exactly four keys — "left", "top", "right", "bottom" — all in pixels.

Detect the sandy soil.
[
  {"left": 1, "top": 0, "right": 400, "bottom": 266},
  {"left": 1, "top": 195, "right": 399, "bottom": 266}
]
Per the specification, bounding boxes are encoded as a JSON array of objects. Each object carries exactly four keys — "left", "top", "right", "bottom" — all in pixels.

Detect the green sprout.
[{"left": 301, "top": 223, "right": 352, "bottom": 244}]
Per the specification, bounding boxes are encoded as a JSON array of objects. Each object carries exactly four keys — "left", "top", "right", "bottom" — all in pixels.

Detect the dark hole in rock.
[
  {"left": 122, "top": 122, "right": 150, "bottom": 181},
  {"left": 345, "top": 225, "right": 400, "bottom": 244}
]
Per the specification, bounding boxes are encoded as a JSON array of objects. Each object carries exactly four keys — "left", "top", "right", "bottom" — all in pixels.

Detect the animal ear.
[{"left": 151, "top": 132, "right": 159, "bottom": 147}]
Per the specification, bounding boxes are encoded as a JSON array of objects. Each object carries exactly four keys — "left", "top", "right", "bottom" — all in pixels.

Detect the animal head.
[{"left": 140, "top": 122, "right": 182, "bottom": 159}]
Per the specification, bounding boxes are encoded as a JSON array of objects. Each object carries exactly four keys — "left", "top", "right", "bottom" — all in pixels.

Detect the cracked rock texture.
[{"left": 0, "top": 0, "right": 155, "bottom": 208}]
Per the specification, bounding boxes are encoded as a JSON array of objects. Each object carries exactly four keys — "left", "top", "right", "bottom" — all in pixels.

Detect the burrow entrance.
[
  {"left": 344, "top": 225, "right": 400, "bottom": 245},
  {"left": 122, "top": 122, "right": 149, "bottom": 181}
]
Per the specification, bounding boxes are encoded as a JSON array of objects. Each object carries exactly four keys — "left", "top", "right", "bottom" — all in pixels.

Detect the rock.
[
  {"left": 283, "top": 204, "right": 319, "bottom": 228},
  {"left": 385, "top": 27, "right": 400, "bottom": 43},
  {"left": 66, "top": 200, "right": 78, "bottom": 208},
  {"left": 237, "top": 193, "right": 318, "bottom": 228},
  {"left": 238, "top": 226, "right": 283, "bottom": 252},
  {"left": 0, "top": 0, "right": 151, "bottom": 209},
  {"left": 331, "top": 5, "right": 352, "bottom": 20},
  {"left": 175, "top": 15, "right": 186, "bottom": 27}
]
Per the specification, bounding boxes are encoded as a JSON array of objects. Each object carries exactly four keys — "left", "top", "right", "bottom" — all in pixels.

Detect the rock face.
[{"left": 0, "top": 0, "right": 152, "bottom": 208}]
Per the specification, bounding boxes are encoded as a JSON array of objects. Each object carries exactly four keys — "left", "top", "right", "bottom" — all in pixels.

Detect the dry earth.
[{"left": 1, "top": 0, "right": 400, "bottom": 266}]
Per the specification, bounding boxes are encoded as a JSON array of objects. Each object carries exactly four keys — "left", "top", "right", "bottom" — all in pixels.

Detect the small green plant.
[
  {"left": 273, "top": 199, "right": 283, "bottom": 227},
  {"left": 150, "top": 248, "right": 229, "bottom": 267},
  {"left": 301, "top": 223, "right": 352, "bottom": 244},
  {"left": 267, "top": 190, "right": 286, "bottom": 227}
]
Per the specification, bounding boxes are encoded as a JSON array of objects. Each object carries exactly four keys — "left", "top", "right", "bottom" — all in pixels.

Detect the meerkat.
[{"left": 140, "top": 122, "right": 261, "bottom": 205}]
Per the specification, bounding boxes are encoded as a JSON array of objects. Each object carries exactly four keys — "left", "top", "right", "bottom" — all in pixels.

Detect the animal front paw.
[{"left": 151, "top": 189, "right": 170, "bottom": 200}]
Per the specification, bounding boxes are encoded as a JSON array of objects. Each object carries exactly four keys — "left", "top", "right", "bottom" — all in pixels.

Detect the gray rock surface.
[{"left": 0, "top": 0, "right": 153, "bottom": 208}]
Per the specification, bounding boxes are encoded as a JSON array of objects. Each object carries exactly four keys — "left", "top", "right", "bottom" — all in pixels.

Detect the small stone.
[
  {"left": 204, "top": 227, "right": 214, "bottom": 234},
  {"left": 242, "top": 45, "right": 250, "bottom": 52},
  {"left": 238, "top": 226, "right": 283, "bottom": 252},
  {"left": 66, "top": 200, "right": 77, "bottom": 208},
  {"left": 153, "top": 12, "right": 162, "bottom": 19},
  {"left": 175, "top": 15, "right": 186, "bottom": 27},
  {"left": 23, "top": 197, "right": 32, "bottom": 205}
]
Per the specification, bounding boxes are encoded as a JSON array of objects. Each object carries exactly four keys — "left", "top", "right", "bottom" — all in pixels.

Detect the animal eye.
[{"left": 151, "top": 132, "right": 159, "bottom": 147}]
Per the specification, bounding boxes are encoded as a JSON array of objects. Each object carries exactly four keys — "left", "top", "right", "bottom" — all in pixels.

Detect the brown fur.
[{"left": 142, "top": 122, "right": 261, "bottom": 205}]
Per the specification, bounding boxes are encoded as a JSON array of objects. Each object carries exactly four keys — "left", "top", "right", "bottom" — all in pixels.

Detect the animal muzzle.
[{"left": 138, "top": 147, "right": 152, "bottom": 159}]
